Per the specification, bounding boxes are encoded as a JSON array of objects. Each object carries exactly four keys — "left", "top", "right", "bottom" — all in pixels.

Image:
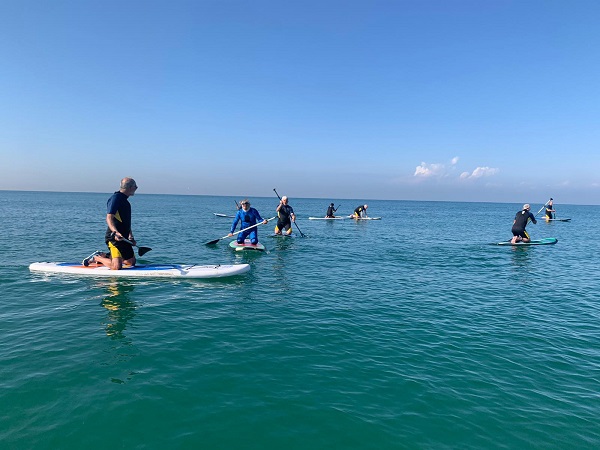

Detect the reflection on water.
[
  {"left": 97, "top": 281, "right": 139, "bottom": 384},
  {"left": 99, "top": 281, "right": 136, "bottom": 340}
]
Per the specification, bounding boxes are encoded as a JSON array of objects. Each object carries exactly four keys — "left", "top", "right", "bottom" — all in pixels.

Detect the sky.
[{"left": 1, "top": 0, "right": 599, "bottom": 204}]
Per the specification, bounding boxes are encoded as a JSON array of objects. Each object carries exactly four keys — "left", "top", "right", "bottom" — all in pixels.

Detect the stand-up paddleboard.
[
  {"left": 308, "top": 216, "right": 347, "bottom": 220},
  {"left": 269, "top": 233, "right": 294, "bottom": 238},
  {"left": 229, "top": 239, "right": 266, "bottom": 252},
  {"left": 214, "top": 213, "right": 236, "bottom": 218},
  {"left": 351, "top": 216, "right": 382, "bottom": 220},
  {"left": 496, "top": 237, "right": 558, "bottom": 246},
  {"left": 544, "top": 218, "right": 571, "bottom": 222},
  {"left": 29, "top": 262, "right": 250, "bottom": 278}
]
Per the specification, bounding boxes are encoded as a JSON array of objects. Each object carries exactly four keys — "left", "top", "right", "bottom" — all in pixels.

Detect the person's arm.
[
  {"left": 106, "top": 214, "right": 124, "bottom": 240},
  {"left": 230, "top": 212, "right": 240, "bottom": 234}
]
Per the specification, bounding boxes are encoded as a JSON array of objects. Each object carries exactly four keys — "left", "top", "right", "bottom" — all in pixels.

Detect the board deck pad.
[{"left": 229, "top": 239, "right": 266, "bottom": 252}]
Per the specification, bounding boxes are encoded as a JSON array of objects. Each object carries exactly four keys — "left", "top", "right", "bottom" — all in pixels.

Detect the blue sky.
[{"left": 2, "top": 0, "right": 599, "bottom": 204}]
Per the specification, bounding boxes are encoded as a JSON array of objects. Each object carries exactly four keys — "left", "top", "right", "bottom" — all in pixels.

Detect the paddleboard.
[
  {"left": 496, "top": 237, "right": 558, "bottom": 246},
  {"left": 544, "top": 218, "right": 571, "bottom": 222},
  {"left": 351, "top": 216, "right": 382, "bottom": 220},
  {"left": 214, "top": 213, "right": 235, "bottom": 218},
  {"left": 270, "top": 233, "right": 294, "bottom": 238},
  {"left": 29, "top": 262, "right": 250, "bottom": 278},
  {"left": 308, "top": 217, "right": 347, "bottom": 220},
  {"left": 229, "top": 239, "right": 266, "bottom": 252}
]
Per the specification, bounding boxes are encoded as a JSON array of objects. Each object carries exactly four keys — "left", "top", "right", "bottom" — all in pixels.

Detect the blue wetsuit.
[
  {"left": 104, "top": 191, "right": 134, "bottom": 260},
  {"left": 230, "top": 207, "right": 265, "bottom": 244}
]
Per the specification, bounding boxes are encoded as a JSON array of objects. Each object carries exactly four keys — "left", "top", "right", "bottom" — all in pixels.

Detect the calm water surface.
[{"left": 1, "top": 191, "right": 599, "bottom": 449}]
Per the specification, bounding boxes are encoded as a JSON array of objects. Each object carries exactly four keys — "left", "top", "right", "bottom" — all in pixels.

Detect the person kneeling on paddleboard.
[
  {"left": 86, "top": 177, "right": 139, "bottom": 270},
  {"left": 326, "top": 203, "right": 338, "bottom": 218},
  {"left": 275, "top": 196, "right": 296, "bottom": 235},
  {"left": 511, "top": 203, "right": 537, "bottom": 244},
  {"left": 229, "top": 199, "right": 268, "bottom": 244},
  {"left": 353, "top": 204, "right": 368, "bottom": 218}
]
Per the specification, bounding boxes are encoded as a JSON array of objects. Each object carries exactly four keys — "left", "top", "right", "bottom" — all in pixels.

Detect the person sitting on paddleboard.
[
  {"left": 545, "top": 198, "right": 555, "bottom": 220},
  {"left": 326, "top": 203, "right": 338, "bottom": 218},
  {"left": 275, "top": 196, "right": 296, "bottom": 235},
  {"left": 87, "top": 177, "right": 139, "bottom": 269},
  {"left": 353, "top": 204, "right": 368, "bottom": 218},
  {"left": 511, "top": 203, "right": 537, "bottom": 244},
  {"left": 228, "top": 199, "right": 268, "bottom": 244}
]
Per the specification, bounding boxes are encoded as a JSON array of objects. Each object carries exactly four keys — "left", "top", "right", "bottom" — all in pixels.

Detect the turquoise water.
[{"left": 1, "top": 191, "right": 599, "bottom": 449}]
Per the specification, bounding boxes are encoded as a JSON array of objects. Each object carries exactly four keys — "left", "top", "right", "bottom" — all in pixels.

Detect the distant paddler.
[
  {"left": 326, "top": 203, "right": 339, "bottom": 218},
  {"left": 545, "top": 198, "right": 556, "bottom": 220},
  {"left": 511, "top": 203, "right": 537, "bottom": 244},
  {"left": 353, "top": 204, "right": 368, "bottom": 218}
]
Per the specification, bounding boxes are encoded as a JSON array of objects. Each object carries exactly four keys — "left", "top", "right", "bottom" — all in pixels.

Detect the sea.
[{"left": 1, "top": 190, "right": 599, "bottom": 449}]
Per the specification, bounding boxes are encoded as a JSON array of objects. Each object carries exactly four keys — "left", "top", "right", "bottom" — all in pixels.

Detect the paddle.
[
  {"left": 273, "top": 188, "right": 306, "bottom": 237},
  {"left": 535, "top": 199, "right": 551, "bottom": 217},
  {"left": 205, "top": 217, "right": 276, "bottom": 246},
  {"left": 234, "top": 199, "right": 240, "bottom": 210},
  {"left": 119, "top": 236, "right": 152, "bottom": 256}
]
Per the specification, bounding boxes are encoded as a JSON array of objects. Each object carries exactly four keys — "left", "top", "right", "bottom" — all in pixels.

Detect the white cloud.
[
  {"left": 414, "top": 157, "right": 459, "bottom": 178},
  {"left": 414, "top": 162, "right": 445, "bottom": 177},
  {"left": 460, "top": 166, "right": 499, "bottom": 180}
]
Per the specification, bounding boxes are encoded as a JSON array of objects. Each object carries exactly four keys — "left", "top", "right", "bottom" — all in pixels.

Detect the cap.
[{"left": 523, "top": 204, "right": 530, "bottom": 210}]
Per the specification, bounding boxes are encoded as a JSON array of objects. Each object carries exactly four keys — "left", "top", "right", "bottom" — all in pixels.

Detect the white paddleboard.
[
  {"left": 351, "top": 216, "right": 382, "bottom": 220},
  {"left": 308, "top": 216, "right": 347, "bottom": 220},
  {"left": 29, "top": 262, "right": 250, "bottom": 279},
  {"left": 213, "top": 213, "right": 236, "bottom": 218}
]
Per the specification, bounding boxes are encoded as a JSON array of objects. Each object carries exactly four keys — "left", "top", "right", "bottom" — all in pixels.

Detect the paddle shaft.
[
  {"left": 535, "top": 199, "right": 551, "bottom": 217},
  {"left": 273, "top": 188, "right": 306, "bottom": 237},
  {"left": 206, "top": 217, "right": 276, "bottom": 245}
]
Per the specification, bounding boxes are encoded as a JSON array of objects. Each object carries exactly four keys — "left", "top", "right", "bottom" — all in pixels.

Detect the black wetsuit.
[
  {"left": 512, "top": 209, "right": 537, "bottom": 239},
  {"left": 276, "top": 204, "right": 294, "bottom": 233},
  {"left": 326, "top": 205, "right": 337, "bottom": 217}
]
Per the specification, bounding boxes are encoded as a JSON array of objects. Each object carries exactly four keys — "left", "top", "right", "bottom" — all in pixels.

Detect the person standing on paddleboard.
[
  {"left": 545, "top": 198, "right": 556, "bottom": 220},
  {"left": 326, "top": 203, "right": 338, "bottom": 218},
  {"left": 275, "top": 196, "right": 296, "bottom": 235},
  {"left": 229, "top": 199, "right": 268, "bottom": 244},
  {"left": 90, "top": 177, "right": 139, "bottom": 269},
  {"left": 511, "top": 204, "right": 537, "bottom": 244},
  {"left": 353, "top": 204, "right": 368, "bottom": 218}
]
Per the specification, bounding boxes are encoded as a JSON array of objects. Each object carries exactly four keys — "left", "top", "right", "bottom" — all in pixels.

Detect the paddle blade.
[
  {"left": 205, "top": 239, "right": 220, "bottom": 246},
  {"left": 137, "top": 246, "right": 152, "bottom": 256}
]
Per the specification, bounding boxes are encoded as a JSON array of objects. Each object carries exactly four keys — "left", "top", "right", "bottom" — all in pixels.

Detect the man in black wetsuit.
[
  {"left": 326, "top": 203, "right": 338, "bottom": 218},
  {"left": 511, "top": 203, "right": 537, "bottom": 243},
  {"left": 353, "top": 204, "right": 368, "bottom": 218},
  {"left": 275, "top": 196, "right": 296, "bottom": 235},
  {"left": 545, "top": 198, "right": 555, "bottom": 220}
]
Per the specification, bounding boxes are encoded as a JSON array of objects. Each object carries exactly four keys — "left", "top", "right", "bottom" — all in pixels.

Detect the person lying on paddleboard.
[
  {"left": 353, "top": 204, "right": 368, "bottom": 218},
  {"left": 545, "top": 198, "right": 555, "bottom": 220},
  {"left": 511, "top": 203, "right": 537, "bottom": 244},
  {"left": 229, "top": 199, "right": 268, "bottom": 244},
  {"left": 275, "top": 196, "right": 296, "bottom": 235},
  {"left": 84, "top": 177, "right": 139, "bottom": 269},
  {"left": 326, "top": 203, "right": 338, "bottom": 218}
]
